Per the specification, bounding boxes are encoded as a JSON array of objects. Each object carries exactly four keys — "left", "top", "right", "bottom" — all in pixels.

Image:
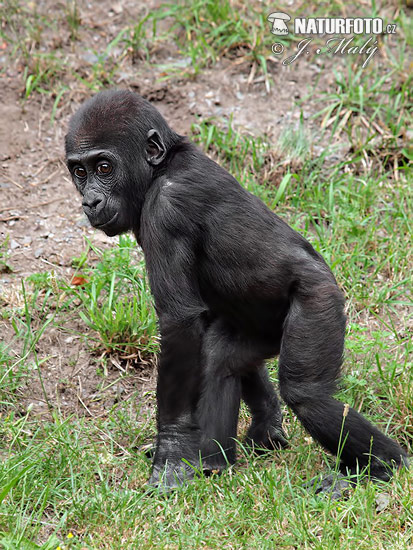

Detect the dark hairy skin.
[{"left": 65, "top": 89, "right": 408, "bottom": 493}]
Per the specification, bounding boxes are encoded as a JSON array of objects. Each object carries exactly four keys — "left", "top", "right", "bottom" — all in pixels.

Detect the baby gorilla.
[{"left": 65, "top": 90, "right": 408, "bottom": 493}]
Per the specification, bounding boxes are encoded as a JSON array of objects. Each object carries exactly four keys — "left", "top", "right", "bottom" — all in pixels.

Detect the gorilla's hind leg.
[
  {"left": 279, "top": 283, "right": 408, "bottom": 491},
  {"left": 242, "top": 367, "right": 288, "bottom": 452}
]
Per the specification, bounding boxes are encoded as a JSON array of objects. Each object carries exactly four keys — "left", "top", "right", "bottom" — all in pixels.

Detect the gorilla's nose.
[{"left": 82, "top": 192, "right": 105, "bottom": 214}]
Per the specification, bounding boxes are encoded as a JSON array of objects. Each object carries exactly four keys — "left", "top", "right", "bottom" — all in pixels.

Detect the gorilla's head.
[{"left": 65, "top": 89, "right": 180, "bottom": 236}]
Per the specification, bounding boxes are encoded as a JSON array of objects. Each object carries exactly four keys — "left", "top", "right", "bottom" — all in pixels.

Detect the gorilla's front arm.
[{"left": 141, "top": 179, "right": 207, "bottom": 486}]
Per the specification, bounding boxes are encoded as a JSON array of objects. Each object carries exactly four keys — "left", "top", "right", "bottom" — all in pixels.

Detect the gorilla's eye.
[
  {"left": 73, "top": 166, "right": 86, "bottom": 179},
  {"left": 96, "top": 162, "right": 112, "bottom": 176}
]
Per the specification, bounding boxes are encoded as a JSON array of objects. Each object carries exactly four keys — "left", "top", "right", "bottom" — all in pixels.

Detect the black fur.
[{"left": 65, "top": 89, "right": 408, "bottom": 491}]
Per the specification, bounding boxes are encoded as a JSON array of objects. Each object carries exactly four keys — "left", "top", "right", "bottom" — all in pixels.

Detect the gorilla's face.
[
  {"left": 65, "top": 91, "right": 171, "bottom": 238},
  {"left": 66, "top": 147, "right": 131, "bottom": 237},
  {"left": 66, "top": 107, "right": 167, "bottom": 238}
]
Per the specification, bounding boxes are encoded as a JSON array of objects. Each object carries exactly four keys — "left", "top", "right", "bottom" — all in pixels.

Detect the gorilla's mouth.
[{"left": 94, "top": 212, "right": 118, "bottom": 230}]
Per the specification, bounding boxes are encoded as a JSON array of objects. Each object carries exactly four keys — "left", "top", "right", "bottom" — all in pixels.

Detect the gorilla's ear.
[{"left": 146, "top": 129, "right": 166, "bottom": 166}]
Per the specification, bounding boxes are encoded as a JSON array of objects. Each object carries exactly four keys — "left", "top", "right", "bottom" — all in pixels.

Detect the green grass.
[
  {"left": 0, "top": 0, "right": 412, "bottom": 548},
  {"left": 147, "top": 0, "right": 285, "bottom": 84},
  {"left": 15, "top": 236, "right": 159, "bottom": 362},
  {"left": 68, "top": 235, "right": 158, "bottom": 358},
  {"left": 1, "top": 0, "right": 291, "bottom": 98},
  {"left": 0, "top": 410, "right": 411, "bottom": 549},
  {"left": 0, "top": 237, "right": 12, "bottom": 276}
]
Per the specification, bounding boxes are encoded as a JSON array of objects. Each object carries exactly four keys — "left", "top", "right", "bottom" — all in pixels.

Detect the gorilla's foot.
[
  {"left": 148, "top": 429, "right": 202, "bottom": 491},
  {"left": 245, "top": 420, "right": 289, "bottom": 454},
  {"left": 305, "top": 473, "right": 353, "bottom": 500},
  {"left": 148, "top": 459, "right": 197, "bottom": 492}
]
